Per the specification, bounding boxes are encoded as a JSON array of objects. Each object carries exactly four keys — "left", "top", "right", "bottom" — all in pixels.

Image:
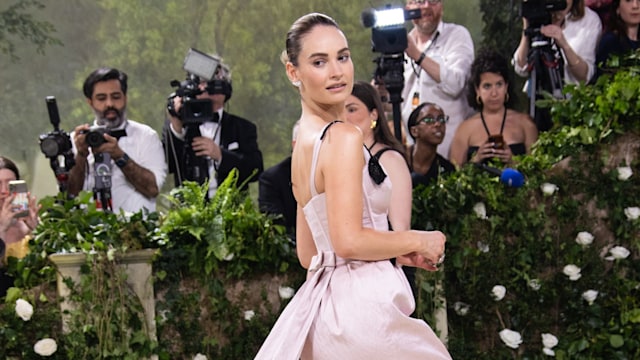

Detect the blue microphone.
[{"left": 474, "top": 163, "right": 525, "bottom": 188}]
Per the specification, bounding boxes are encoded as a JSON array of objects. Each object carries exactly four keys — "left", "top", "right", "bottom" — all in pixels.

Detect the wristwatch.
[{"left": 115, "top": 153, "right": 130, "bottom": 168}]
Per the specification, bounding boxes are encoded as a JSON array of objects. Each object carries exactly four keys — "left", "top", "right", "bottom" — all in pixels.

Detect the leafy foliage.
[
  {"left": 413, "top": 56, "right": 640, "bottom": 359},
  {"left": 0, "top": 0, "right": 61, "bottom": 61}
]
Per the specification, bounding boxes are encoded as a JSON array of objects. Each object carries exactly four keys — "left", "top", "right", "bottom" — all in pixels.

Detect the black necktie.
[
  {"left": 109, "top": 129, "right": 127, "bottom": 139},
  {"left": 212, "top": 113, "right": 220, "bottom": 123}
]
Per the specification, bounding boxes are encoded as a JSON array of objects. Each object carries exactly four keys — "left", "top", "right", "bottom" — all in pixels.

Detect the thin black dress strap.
[
  {"left": 479, "top": 112, "right": 491, "bottom": 136},
  {"left": 320, "top": 120, "right": 343, "bottom": 140},
  {"left": 499, "top": 107, "right": 507, "bottom": 135}
]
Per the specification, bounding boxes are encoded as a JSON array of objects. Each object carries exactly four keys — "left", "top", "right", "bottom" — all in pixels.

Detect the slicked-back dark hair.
[
  {"left": 82, "top": 67, "right": 128, "bottom": 99},
  {"left": 286, "top": 13, "right": 340, "bottom": 66}
]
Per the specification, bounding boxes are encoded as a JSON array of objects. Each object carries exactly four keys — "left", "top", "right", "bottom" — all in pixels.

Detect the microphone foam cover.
[{"left": 500, "top": 168, "right": 525, "bottom": 188}]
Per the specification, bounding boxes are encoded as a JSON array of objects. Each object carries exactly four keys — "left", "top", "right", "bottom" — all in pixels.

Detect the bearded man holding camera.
[{"left": 68, "top": 67, "right": 167, "bottom": 213}]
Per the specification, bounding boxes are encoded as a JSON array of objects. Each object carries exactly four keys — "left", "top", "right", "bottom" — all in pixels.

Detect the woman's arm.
[
  {"left": 379, "top": 150, "right": 412, "bottom": 232},
  {"left": 321, "top": 124, "right": 444, "bottom": 266}
]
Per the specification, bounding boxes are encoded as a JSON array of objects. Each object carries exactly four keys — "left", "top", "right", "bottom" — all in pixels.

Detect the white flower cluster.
[
  {"left": 491, "top": 285, "right": 506, "bottom": 301},
  {"left": 499, "top": 329, "right": 523, "bottom": 349},
  {"left": 541, "top": 183, "right": 559, "bottom": 196},
  {"left": 193, "top": 353, "right": 208, "bottom": 360},
  {"left": 33, "top": 338, "right": 57, "bottom": 356},
  {"left": 14, "top": 299, "right": 58, "bottom": 356},
  {"left": 616, "top": 166, "right": 633, "bottom": 181},
  {"left": 582, "top": 290, "right": 599, "bottom": 305},
  {"left": 562, "top": 264, "right": 582, "bottom": 281},
  {"left": 605, "top": 245, "right": 631, "bottom": 261},
  {"left": 624, "top": 207, "right": 640, "bottom": 221},
  {"left": 473, "top": 202, "right": 488, "bottom": 219},
  {"left": 541, "top": 333, "right": 558, "bottom": 356},
  {"left": 575, "top": 231, "right": 594, "bottom": 247},
  {"left": 15, "top": 298, "right": 34, "bottom": 321}
]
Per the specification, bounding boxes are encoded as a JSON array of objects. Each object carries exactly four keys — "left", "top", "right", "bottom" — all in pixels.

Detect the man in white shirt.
[
  {"left": 402, "top": 0, "right": 475, "bottom": 159},
  {"left": 68, "top": 67, "right": 167, "bottom": 213}
]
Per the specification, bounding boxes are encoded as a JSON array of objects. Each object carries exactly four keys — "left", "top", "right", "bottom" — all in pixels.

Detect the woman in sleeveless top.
[
  {"left": 406, "top": 102, "right": 456, "bottom": 188},
  {"left": 255, "top": 13, "right": 450, "bottom": 360},
  {"left": 450, "top": 49, "right": 538, "bottom": 168}
]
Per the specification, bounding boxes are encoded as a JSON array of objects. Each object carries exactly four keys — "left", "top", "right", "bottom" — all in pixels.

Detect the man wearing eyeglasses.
[{"left": 402, "top": 0, "right": 475, "bottom": 160}]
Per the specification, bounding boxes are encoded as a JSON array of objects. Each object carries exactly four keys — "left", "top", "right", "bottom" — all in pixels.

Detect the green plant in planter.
[
  {"left": 413, "top": 56, "right": 640, "bottom": 359},
  {"left": 156, "top": 168, "right": 295, "bottom": 279}
]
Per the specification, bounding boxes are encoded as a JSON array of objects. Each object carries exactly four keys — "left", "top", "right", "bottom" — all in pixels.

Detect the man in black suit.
[
  {"left": 258, "top": 121, "right": 298, "bottom": 242},
  {"left": 164, "top": 56, "right": 263, "bottom": 197}
]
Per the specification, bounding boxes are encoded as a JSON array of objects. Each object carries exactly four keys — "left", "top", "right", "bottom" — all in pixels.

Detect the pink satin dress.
[{"left": 255, "top": 124, "right": 451, "bottom": 360}]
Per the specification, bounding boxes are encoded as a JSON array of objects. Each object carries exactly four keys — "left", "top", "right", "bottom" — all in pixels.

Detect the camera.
[
  {"left": 521, "top": 0, "right": 567, "bottom": 30},
  {"left": 40, "top": 96, "right": 74, "bottom": 158},
  {"left": 361, "top": 5, "right": 421, "bottom": 54},
  {"left": 81, "top": 126, "right": 109, "bottom": 148},
  {"left": 167, "top": 48, "right": 223, "bottom": 125}
]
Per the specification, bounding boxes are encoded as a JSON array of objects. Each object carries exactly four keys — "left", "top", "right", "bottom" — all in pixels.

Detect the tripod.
[
  {"left": 525, "top": 29, "right": 565, "bottom": 132},
  {"left": 374, "top": 53, "right": 407, "bottom": 143}
]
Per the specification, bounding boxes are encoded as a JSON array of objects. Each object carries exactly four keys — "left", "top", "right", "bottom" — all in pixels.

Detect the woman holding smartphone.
[
  {"left": 0, "top": 156, "right": 38, "bottom": 266},
  {"left": 450, "top": 49, "right": 538, "bottom": 168}
]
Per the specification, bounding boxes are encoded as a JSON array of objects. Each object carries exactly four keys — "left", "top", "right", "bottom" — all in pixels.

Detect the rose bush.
[{"left": 412, "top": 58, "right": 640, "bottom": 359}]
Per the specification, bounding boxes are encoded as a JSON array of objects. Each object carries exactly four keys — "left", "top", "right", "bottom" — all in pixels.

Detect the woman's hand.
[
  {"left": 20, "top": 193, "right": 39, "bottom": 231},
  {"left": 471, "top": 141, "right": 513, "bottom": 164},
  {"left": 0, "top": 194, "right": 17, "bottom": 235}
]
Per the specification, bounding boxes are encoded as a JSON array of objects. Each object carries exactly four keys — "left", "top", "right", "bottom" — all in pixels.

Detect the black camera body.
[
  {"left": 521, "top": 0, "right": 567, "bottom": 29},
  {"left": 167, "top": 75, "right": 214, "bottom": 125},
  {"left": 39, "top": 131, "right": 73, "bottom": 159},
  {"left": 81, "top": 126, "right": 110, "bottom": 148}
]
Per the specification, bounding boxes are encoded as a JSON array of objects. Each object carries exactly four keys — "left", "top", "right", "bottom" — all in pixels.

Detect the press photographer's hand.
[
  {"left": 191, "top": 136, "right": 222, "bottom": 161},
  {"left": 73, "top": 124, "right": 91, "bottom": 157}
]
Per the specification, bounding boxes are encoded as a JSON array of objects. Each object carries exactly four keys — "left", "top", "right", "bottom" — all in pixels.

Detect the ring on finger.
[{"left": 437, "top": 254, "right": 445, "bottom": 265}]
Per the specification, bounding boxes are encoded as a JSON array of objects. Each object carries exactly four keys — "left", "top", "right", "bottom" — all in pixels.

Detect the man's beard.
[{"left": 94, "top": 106, "right": 127, "bottom": 129}]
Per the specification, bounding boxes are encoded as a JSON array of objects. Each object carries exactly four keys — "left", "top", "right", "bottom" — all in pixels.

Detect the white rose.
[
  {"left": 278, "top": 286, "right": 295, "bottom": 300},
  {"left": 15, "top": 298, "right": 34, "bottom": 321},
  {"left": 607, "top": 246, "right": 630, "bottom": 260},
  {"left": 243, "top": 310, "right": 255, "bottom": 321},
  {"left": 33, "top": 338, "right": 57, "bottom": 356},
  {"left": 541, "top": 333, "right": 558, "bottom": 348},
  {"left": 499, "top": 328, "right": 523, "bottom": 349},
  {"left": 477, "top": 241, "right": 490, "bottom": 253},
  {"left": 454, "top": 301, "right": 470, "bottom": 316},
  {"left": 473, "top": 202, "right": 488, "bottom": 219},
  {"left": 563, "top": 264, "right": 582, "bottom": 281},
  {"left": 541, "top": 183, "right": 559, "bottom": 196},
  {"left": 582, "top": 290, "right": 599, "bottom": 305},
  {"left": 575, "top": 231, "right": 594, "bottom": 246},
  {"left": 491, "top": 285, "right": 506, "bottom": 301},
  {"left": 543, "top": 347, "right": 555, "bottom": 356},
  {"left": 223, "top": 253, "right": 235, "bottom": 261},
  {"left": 617, "top": 166, "right": 633, "bottom": 181},
  {"left": 193, "top": 353, "right": 207, "bottom": 360},
  {"left": 624, "top": 207, "right": 640, "bottom": 221},
  {"left": 528, "top": 279, "right": 541, "bottom": 291},
  {"left": 107, "top": 247, "right": 116, "bottom": 261}
]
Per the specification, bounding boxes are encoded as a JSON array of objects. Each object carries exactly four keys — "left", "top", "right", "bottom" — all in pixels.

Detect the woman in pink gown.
[{"left": 255, "top": 13, "right": 451, "bottom": 360}]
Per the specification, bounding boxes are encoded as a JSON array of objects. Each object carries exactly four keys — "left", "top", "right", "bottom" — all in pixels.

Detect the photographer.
[
  {"left": 513, "top": 0, "right": 602, "bottom": 86},
  {"left": 68, "top": 67, "right": 167, "bottom": 213},
  {"left": 164, "top": 56, "right": 263, "bottom": 197},
  {"left": 401, "top": 0, "right": 475, "bottom": 160}
]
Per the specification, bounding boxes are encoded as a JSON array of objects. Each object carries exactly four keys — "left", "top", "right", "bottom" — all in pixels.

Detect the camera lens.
[
  {"left": 85, "top": 130, "right": 106, "bottom": 148},
  {"left": 40, "top": 136, "right": 60, "bottom": 157}
]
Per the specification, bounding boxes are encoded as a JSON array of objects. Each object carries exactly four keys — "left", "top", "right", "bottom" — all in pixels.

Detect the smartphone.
[
  {"left": 488, "top": 134, "right": 505, "bottom": 149},
  {"left": 9, "top": 180, "right": 29, "bottom": 218}
]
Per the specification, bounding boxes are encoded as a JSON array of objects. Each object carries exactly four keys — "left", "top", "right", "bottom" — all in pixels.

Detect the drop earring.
[{"left": 292, "top": 80, "right": 301, "bottom": 87}]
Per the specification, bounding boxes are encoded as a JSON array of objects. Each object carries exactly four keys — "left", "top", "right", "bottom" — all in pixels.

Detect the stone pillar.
[{"left": 49, "top": 249, "right": 157, "bottom": 342}]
